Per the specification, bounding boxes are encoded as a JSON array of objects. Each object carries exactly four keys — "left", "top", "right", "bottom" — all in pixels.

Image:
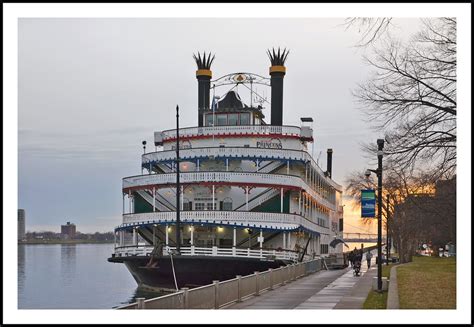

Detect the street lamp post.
[
  {"left": 365, "top": 139, "right": 384, "bottom": 292},
  {"left": 376, "top": 139, "right": 384, "bottom": 291},
  {"left": 386, "top": 194, "right": 390, "bottom": 266},
  {"left": 176, "top": 105, "right": 181, "bottom": 254}
]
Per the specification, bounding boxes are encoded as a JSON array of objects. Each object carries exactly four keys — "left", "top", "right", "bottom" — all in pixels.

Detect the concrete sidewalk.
[
  {"left": 333, "top": 263, "right": 376, "bottom": 309},
  {"left": 225, "top": 255, "right": 377, "bottom": 310},
  {"left": 298, "top": 258, "right": 375, "bottom": 309}
]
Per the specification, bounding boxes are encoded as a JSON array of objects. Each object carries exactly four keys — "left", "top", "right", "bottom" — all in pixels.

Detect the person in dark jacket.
[
  {"left": 348, "top": 250, "right": 355, "bottom": 267},
  {"left": 353, "top": 248, "right": 363, "bottom": 265}
]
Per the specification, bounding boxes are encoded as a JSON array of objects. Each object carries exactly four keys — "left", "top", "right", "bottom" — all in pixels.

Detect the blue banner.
[{"left": 361, "top": 189, "right": 376, "bottom": 218}]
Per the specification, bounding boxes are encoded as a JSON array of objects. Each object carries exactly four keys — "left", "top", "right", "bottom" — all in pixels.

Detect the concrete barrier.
[
  {"left": 372, "top": 277, "right": 389, "bottom": 291},
  {"left": 387, "top": 265, "right": 400, "bottom": 309}
]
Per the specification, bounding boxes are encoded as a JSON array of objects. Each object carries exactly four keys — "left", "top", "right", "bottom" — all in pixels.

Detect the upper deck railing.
[
  {"left": 117, "top": 211, "right": 329, "bottom": 235},
  {"left": 122, "top": 171, "right": 336, "bottom": 210},
  {"left": 160, "top": 125, "right": 307, "bottom": 141},
  {"left": 142, "top": 146, "right": 342, "bottom": 191}
]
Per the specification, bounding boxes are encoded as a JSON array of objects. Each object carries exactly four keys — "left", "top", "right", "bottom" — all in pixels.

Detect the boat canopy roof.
[{"left": 212, "top": 90, "right": 265, "bottom": 117}]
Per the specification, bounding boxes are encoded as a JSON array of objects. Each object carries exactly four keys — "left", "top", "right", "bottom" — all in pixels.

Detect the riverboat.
[{"left": 108, "top": 49, "right": 345, "bottom": 291}]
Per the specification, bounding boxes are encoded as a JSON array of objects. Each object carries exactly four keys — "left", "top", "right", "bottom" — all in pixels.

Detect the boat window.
[
  {"left": 206, "top": 203, "right": 216, "bottom": 211},
  {"left": 195, "top": 203, "right": 205, "bottom": 211},
  {"left": 216, "top": 114, "right": 227, "bottom": 126},
  {"left": 228, "top": 113, "right": 239, "bottom": 126},
  {"left": 239, "top": 113, "right": 250, "bottom": 125},
  {"left": 222, "top": 198, "right": 233, "bottom": 211},
  {"left": 183, "top": 201, "right": 192, "bottom": 211},
  {"left": 205, "top": 114, "right": 214, "bottom": 127}
]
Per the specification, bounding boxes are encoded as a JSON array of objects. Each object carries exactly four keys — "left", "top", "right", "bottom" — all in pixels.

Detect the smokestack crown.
[
  {"left": 193, "top": 51, "right": 215, "bottom": 77},
  {"left": 267, "top": 47, "right": 289, "bottom": 66}
]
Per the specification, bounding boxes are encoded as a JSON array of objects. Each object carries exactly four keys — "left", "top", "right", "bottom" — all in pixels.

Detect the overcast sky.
[{"left": 18, "top": 18, "right": 422, "bottom": 233}]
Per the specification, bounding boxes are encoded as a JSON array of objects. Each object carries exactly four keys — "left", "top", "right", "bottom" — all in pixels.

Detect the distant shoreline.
[{"left": 18, "top": 240, "right": 114, "bottom": 245}]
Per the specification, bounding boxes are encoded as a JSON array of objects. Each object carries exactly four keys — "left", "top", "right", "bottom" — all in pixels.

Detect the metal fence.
[{"left": 118, "top": 257, "right": 325, "bottom": 309}]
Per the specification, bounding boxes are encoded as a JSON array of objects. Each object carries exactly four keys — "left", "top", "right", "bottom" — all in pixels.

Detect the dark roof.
[
  {"left": 209, "top": 90, "right": 265, "bottom": 118},
  {"left": 216, "top": 91, "right": 248, "bottom": 110}
]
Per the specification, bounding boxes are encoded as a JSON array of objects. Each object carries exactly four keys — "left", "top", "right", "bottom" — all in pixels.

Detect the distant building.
[
  {"left": 61, "top": 222, "right": 76, "bottom": 239},
  {"left": 18, "top": 209, "right": 26, "bottom": 241}
]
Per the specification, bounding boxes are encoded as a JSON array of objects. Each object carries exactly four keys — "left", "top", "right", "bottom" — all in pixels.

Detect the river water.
[{"left": 18, "top": 243, "right": 165, "bottom": 309}]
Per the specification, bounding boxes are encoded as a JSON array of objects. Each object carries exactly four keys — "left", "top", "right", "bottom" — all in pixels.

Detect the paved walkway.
[{"left": 225, "top": 254, "right": 376, "bottom": 310}]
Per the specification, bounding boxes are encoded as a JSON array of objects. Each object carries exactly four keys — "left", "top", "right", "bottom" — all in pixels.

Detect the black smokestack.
[
  {"left": 267, "top": 47, "right": 289, "bottom": 126},
  {"left": 193, "top": 52, "right": 215, "bottom": 127},
  {"left": 327, "top": 149, "right": 333, "bottom": 178}
]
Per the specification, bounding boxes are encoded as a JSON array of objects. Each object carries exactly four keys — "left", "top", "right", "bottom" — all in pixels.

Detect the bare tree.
[
  {"left": 344, "top": 18, "right": 457, "bottom": 262},
  {"left": 345, "top": 159, "right": 442, "bottom": 263},
  {"left": 356, "top": 18, "right": 456, "bottom": 178},
  {"left": 344, "top": 18, "right": 393, "bottom": 47},
  {"left": 345, "top": 159, "right": 410, "bottom": 227}
]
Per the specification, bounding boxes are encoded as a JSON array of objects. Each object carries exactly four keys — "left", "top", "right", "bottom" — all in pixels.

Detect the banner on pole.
[{"left": 361, "top": 189, "right": 376, "bottom": 218}]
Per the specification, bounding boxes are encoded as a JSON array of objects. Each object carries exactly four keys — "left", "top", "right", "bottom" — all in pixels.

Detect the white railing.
[
  {"left": 123, "top": 171, "right": 336, "bottom": 210},
  {"left": 142, "top": 146, "right": 342, "bottom": 191},
  {"left": 117, "top": 257, "right": 325, "bottom": 309},
  {"left": 161, "top": 125, "right": 302, "bottom": 141},
  {"left": 119, "top": 211, "right": 329, "bottom": 235},
  {"left": 113, "top": 245, "right": 299, "bottom": 261},
  {"left": 143, "top": 147, "right": 303, "bottom": 164}
]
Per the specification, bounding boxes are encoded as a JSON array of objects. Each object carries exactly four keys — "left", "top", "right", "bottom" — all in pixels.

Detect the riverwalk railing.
[{"left": 117, "top": 257, "right": 330, "bottom": 309}]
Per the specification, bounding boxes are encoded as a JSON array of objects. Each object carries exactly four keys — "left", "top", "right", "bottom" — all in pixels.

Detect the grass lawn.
[
  {"left": 363, "top": 263, "right": 397, "bottom": 309},
  {"left": 397, "top": 256, "right": 456, "bottom": 309}
]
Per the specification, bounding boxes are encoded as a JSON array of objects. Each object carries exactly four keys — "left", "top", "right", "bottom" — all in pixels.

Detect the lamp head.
[
  {"left": 364, "top": 169, "right": 371, "bottom": 178},
  {"left": 377, "top": 138, "right": 385, "bottom": 149}
]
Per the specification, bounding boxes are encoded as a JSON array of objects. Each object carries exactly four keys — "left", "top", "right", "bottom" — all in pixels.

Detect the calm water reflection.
[
  {"left": 18, "top": 243, "right": 164, "bottom": 309},
  {"left": 127, "top": 288, "right": 172, "bottom": 306},
  {"left": 60, "top": 244, "right": 76, "bottom": 285},
  {"left": 18, "top": 244, "right": 26, "bottom": 291}
]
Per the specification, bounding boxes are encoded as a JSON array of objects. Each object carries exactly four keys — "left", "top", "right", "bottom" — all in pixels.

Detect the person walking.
[
  {"left": 366, "top": 250, "right": 373, "bottom": 269},
  {"left": 348, "top": 249, "right": 355, "bottom": 267}
]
